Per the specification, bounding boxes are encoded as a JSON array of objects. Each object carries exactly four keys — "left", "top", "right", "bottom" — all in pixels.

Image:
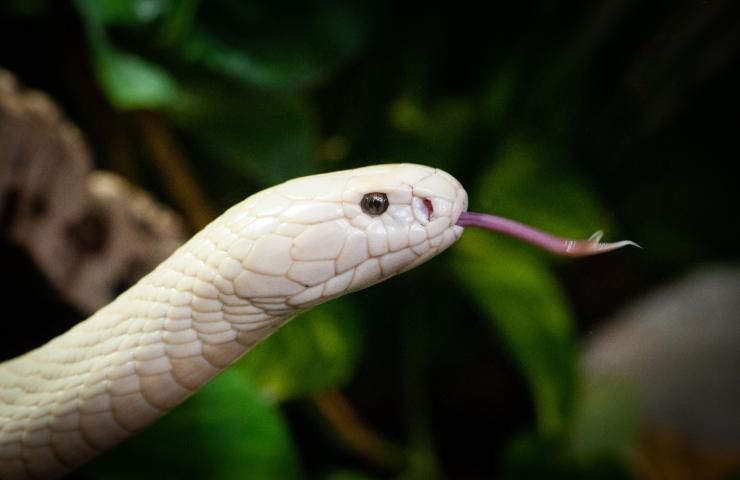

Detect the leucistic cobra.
[{"left": 0, "top": 164, "right": 635, "bottom": 479}]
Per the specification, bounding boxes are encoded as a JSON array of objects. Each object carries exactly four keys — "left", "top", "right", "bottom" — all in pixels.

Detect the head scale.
[{"left": 218, "top": 164, "right": 467, "bottom": 311}]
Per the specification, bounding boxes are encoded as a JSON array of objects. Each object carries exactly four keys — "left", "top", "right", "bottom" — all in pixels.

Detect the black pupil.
[{"left": 360, "top": 192, "right": 389, "bottom": 215}]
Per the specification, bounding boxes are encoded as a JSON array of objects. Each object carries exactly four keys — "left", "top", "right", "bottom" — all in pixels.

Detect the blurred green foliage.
[
  {"left": 168, "top": 85, "right": 316, "bottom": 184},
  {"left": 83, "top": 369, "right": 300, "bottom": 480},
  {"left": 2, "top": 0, "right": 738, "bottom": 478},
  {"left": 238, "top": 299, "right": 363, "bottom": 401},
  {"left": 456, "top": 228, "right": 577, "bottom": 438}
]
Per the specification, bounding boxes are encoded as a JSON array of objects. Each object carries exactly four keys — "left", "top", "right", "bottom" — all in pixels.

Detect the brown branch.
[
  {"left": 132, "top": 110, "right": 216, "bottom": 230},
  {"left": 313, "top": 389, "right": 406, "bottom": 470},
  {"left": 0, "top": 69, "right": 185, "bottom": 313}
]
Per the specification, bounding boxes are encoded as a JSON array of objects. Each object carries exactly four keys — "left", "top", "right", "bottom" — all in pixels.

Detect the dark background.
[{"left": 1, "top": 1, "right": 739, "bottom": 478}]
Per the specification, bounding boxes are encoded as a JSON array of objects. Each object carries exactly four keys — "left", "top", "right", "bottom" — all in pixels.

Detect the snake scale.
[{"left": 0, "top": 164, "right": 632, "bottom": 479}]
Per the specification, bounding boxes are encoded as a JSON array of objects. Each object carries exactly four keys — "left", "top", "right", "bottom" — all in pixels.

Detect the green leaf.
[
  {"left": 75, "top": 0, "right": 178, "bottom": 109},
  {"left": 499, "top": 429, "right": 633, "bottom": 480},
  {"left": 168, "top": 83, "right": 316, "bottom": 185},
  {"left": 570, "top": 378, "right": 640, "bottom": 468},
  {"left": 476, "top": 139, "right": 616, "bottom": 244},
  {"left": 165, "top": 1, "right": 367, "bottom": 91},
  {"left": 237, "top": 299, "right": 363, "bottom": 401},
  {"left": 81, "top": 369, "right": 300, "bottom": 480},
  {"left": 454, "top": 138, "right": 621, "bottom": 437},
  {"left": 91, "top": 0, "right": 172, "bottom": 26},
  {"left": 499, "top": 431, "right": 564, "bottom": 479},
  {"left": 74, "top": 0, "right": 367, "bottom": 91},
  {"left": 454, "top": 228, "right": 577, "bottom": 437},
  {"left": 95, "top": 48, "right": 178, "bottom": 109}
]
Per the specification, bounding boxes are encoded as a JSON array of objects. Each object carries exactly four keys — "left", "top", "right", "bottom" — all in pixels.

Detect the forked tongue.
[{"left": 456, "top": 211, "right": 639, "bottom": 257}]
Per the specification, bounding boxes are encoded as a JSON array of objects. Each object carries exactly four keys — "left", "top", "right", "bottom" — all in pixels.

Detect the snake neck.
[{"left": 0, "top": 240, "right": 296, "bottom": 480}]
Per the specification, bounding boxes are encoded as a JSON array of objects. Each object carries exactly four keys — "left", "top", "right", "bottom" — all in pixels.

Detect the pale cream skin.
[{"left": 0, "top": 164, "right": 467, "bottom": 480}]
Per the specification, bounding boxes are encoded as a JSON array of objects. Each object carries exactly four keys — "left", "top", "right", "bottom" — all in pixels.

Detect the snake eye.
[{"left": 360, "top": 192, "right": 389, "bottom": 216}]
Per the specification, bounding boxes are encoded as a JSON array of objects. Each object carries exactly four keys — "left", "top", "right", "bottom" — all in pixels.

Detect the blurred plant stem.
[
  {"left": 399, "top": 306, "right": 442, "bottom": 480},
  {"left": 133, "top": 110, "right": 216, "bottom": 229},
  {"left": 313, "top": 390, "right": 406, "bottom": 470}
]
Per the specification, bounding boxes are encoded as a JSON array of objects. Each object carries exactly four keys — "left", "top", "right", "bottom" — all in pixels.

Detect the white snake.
[{"left": 0, "top": 164, "right": 632, "bottom": 479}]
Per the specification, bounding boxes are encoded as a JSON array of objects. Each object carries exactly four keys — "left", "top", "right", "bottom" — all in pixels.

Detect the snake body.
[{"left": 0, "top": 164, "right": 467, "bottom": 479}]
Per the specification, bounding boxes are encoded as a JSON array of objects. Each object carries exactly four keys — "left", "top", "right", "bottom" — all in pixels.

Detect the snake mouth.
[{"left": 422, "top": 198, "right": 434, "bottom": 220}]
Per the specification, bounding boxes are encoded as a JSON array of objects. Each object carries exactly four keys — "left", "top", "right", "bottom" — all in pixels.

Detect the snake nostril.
[{"left": 422, "top": 198, "right": 433, "bottom": 220}]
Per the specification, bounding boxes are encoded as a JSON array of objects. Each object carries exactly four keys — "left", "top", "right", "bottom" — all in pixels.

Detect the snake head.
[
  {"left": 216, "top": 163, "right": 634, "bottom": 313},
  {"left": 218, "top": 164, "right": 468, "bottom": 311}
]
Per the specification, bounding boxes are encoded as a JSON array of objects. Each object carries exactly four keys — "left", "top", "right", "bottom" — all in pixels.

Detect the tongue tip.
[
  {"left": 567, "top": 238, "right": 641, "bottom": 257},
  {"left": 603, "top": 239, "right": 642, "bottom": 250}
]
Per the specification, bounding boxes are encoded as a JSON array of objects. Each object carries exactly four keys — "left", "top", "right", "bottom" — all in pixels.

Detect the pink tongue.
[{"left": 456, "top": 211, "right": 639, "bottom": 257}]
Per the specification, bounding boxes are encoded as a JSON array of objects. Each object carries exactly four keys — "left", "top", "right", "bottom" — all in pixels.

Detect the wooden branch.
[
  {"left": 313, "top": 389, "right": 406, "bottom": 469},
  {"left": 0, "top": 69, "right": 185, "bottom": 313}
]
